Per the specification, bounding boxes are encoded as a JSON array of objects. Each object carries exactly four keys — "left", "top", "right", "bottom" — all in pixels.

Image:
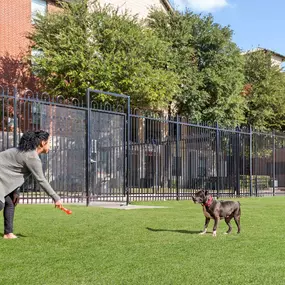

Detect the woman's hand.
[
  {"left": 54, "top": 200, "right": 62, "bottom": 207},
  {"left": 13, "top": 192, "right": 20, "bottom": 206}
]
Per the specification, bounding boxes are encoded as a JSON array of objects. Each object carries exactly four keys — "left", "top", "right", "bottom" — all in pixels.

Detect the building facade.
[
  {"left": 242, "top": 47, "right": 285, "bottom": 68},
  {"left": 99, "top": 0, "right": 172, "bottom": 18},
  {"left": 0, "top": 0, "right": 172, "bottom": 87},
  {"left": 0, "top": 0, "right": 60, "bottom": 58},
  {"left": 0, "top": 0, "right": 172, "bottom": 59}
]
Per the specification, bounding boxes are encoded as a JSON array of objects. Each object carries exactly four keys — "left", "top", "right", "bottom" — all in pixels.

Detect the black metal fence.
[
  {"left": 1, "top": 84, "right": 285, "bottom": 204},
  {"left": 129, "top": 115, "right": 285, "bottom": 200}
]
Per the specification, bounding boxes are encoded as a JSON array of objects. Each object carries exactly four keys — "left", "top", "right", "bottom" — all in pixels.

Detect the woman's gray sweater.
[{"left": 0, "top": 148, "right": 60, "bottom": 203}]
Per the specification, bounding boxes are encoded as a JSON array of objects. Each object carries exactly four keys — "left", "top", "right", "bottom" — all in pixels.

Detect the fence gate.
[{"left": 86, "top": 89, "right": 130, "bottom": 203}]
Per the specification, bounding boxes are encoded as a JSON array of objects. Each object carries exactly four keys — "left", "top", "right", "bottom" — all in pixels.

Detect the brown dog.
[{"left": 192, "top": 190, "right": 241, "bottom": 236}]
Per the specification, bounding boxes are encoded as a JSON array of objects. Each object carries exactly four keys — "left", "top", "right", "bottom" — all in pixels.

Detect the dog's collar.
[{"left": 203, "top": 196, "right": 213, "bottom": 207}]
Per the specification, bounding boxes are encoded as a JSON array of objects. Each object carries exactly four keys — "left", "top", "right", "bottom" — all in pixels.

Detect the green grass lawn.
[{"left": 1, "top": 197, "right": 285, "bottom": 285}]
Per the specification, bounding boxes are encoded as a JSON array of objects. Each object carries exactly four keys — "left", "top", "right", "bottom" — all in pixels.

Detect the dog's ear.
[{"left": 204, "top": 190, "right": 208, "bottom": 196}]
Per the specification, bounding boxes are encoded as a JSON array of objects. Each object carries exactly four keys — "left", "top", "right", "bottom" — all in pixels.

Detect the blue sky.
[{"left": 170, "top": 0, "right": 285, "bottom": 56}]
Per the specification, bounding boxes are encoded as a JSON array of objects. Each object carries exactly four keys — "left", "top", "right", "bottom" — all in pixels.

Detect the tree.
[
  {"left": 243, "top": 50, "right": 285, "bottom": 130},
  {"left": 148, "top": 10, "right": 246, "bottom": 125},
  {"left": 148, "top": 10, "right": 205, "bottom": 121},
  {"left": 29, "top": 0, "right": 179, "bottom": 109}
]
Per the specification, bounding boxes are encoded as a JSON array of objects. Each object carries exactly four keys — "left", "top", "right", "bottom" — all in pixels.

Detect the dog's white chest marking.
[{"left": 202, "top": 206, "right": 212, "bottom": 219}]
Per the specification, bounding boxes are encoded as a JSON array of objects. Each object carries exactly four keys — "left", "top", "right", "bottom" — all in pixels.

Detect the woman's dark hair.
[{"left": 18, "top": 130, "right": 49, "bottom": 152}]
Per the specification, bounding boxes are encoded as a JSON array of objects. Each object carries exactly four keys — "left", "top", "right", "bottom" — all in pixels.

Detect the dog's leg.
[
  {"left": 212, "top": 217, "right": 220, "bottom": 237},
  {"left": 224, "top": 217, "right": 232, "bottom": 234},
  {"left": 200, "top": 217, "right": 210, "bottom": 235},
  {"left": 234, "top": 215, "right": 241, "bottom": 233},
  {"left": 233, "top": 206, "right": 241, "bottom": 234}
]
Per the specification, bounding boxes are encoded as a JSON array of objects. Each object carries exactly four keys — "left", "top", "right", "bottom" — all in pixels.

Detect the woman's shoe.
[{"left": 3, "top": 233, "right": 17, "bottom": 239}]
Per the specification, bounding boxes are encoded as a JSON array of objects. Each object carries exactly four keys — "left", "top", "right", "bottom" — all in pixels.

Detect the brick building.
[
  {"left": 0, "top": 0, "right": 172, "bottom": 87},
  {"left": 0, "top": 0, "right": 60, "bottom": 87},
  {"left": 1, "top": 0, "right": 60, "bottom": 56}
]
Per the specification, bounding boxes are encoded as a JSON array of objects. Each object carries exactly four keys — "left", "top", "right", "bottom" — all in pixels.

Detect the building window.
[
  {"left": 145, "top": 118, "right": 161, "bottom": 144},
  {"left": 31, "top": 48, "right": 44, "bottom": 75},
  {"left": 31, "top": 48, "right": 44, "bottom": 63},
  {"left": 32, "top": 102, "right": 47, "bottom": 127},
  {"left": 131, "top": 116, "right": 139, "bottom": 143},
  {"left": 31, "top": 0, "right": 47, "bottom": 23},
  {"left": 172, "top": 156, "right": 182, "bottom": 176},
  {"left": 169, "top": 121, "right": 181, "bottom": 141}
]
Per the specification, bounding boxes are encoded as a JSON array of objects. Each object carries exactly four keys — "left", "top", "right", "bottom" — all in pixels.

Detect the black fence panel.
[
  {"left": 128, "top": 113, "right": 285, "bottom": 201},
  {"left": 89, "top": 110, "right": 126, "bottom": 201},
  {"left": 1, "top": 84, "right": 285, "bottom": 204}
]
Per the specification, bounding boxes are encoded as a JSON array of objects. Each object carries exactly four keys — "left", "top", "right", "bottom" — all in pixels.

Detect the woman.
[{"left": 0, "top": 130, "right": 62, "bottom": 239}]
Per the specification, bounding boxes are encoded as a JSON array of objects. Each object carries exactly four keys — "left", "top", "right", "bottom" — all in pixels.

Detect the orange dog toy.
[{"left": 56, "top": 205, "right": 72, "bottom": 215}]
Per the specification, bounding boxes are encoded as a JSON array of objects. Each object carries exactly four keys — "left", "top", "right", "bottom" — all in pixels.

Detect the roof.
[{"left": 242, "top": 48, "right": 285, "bottom": 62}]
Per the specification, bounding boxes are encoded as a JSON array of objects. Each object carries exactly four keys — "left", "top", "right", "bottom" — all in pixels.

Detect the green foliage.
[
  {"left": 29, "top": 1, "right": 285, "bottom": 131},
  {"left": 240, "top": 175, "right": 271, "bottom": 190},
  {"left": 29, "top": 0, "right": 179, "bottom": 109},
  {"left": 148, "top": 10, "right": 245, "bottom": 125},
  {"left": 244, "top": 50, "right": 285, "bottom": 130}
]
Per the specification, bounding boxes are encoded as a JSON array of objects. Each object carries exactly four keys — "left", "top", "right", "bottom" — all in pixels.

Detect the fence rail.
[{"left": 1, "top": 84, "right": 285, "bottom": 204}]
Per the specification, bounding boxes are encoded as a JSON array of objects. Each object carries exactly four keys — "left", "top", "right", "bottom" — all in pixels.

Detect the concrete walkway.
[
  {"left": 89, "top": 201, "right": 169, "bottom": 210},
  {"left": 19, "top": 199, "right": 169, "bottom": 210}
]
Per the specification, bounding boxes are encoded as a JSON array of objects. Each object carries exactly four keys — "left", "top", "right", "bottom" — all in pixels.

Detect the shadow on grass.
[
  {"left": 146, "top": 227, "right": 202, "bottom": 234},
  {"left": 15, "top": 234, "right": 28, "bottom": 238}
]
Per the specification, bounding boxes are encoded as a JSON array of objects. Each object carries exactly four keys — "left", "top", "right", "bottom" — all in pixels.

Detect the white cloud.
[{"left": 173, "top": 0, "right": 229, "bottom": 12}]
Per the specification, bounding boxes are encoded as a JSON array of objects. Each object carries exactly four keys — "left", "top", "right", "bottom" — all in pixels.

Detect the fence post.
[
  {"left": 85, "top": 89, "right": 91, "bottom": 206},
  {"left": 176, "top": 115, "right": 180, "bottom": 200},
  {"left": 235, "top": 126, "right": 241, "bottom": 196},
  {"left": 126, "top": 96, "right": 131, "bottom": 205},
  {"left": 216, "top": 123, "right": 220, "bottom": 198},
  {"left": 152, "top": 140, "right": 155, "bottom": 194},
  {"left": 273, "top": 131, "right": 276, "bottom": 196},
  {"left": 249, "top": 125, "right": 253, "bottom": 196},
  {"left": 13, "top": 86, "right": 18, "bottom": 147}
]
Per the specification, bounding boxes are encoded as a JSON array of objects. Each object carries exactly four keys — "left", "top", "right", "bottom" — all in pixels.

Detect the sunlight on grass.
[{"left": 1, "top": 197, "right": 285, "bottom": 284}]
